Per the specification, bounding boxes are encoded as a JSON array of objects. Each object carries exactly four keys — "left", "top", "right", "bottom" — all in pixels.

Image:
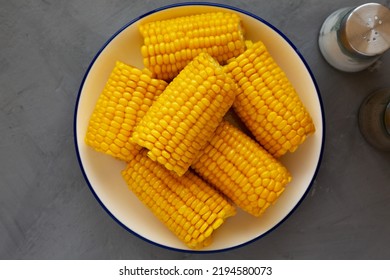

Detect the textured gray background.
[{"left": 1, "top": 0, "right": 390, "bottom": 259}]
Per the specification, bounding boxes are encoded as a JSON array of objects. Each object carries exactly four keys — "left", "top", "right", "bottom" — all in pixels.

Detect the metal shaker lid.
[{"left": 340, "top": 3, "right": 390, "bottom": 56}]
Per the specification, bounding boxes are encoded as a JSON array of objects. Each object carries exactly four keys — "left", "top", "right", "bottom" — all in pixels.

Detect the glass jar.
[
  {"left": 318, "top": 3, "right": 390, "bottom": 72},
  {"left": 358, "top": 88, "right": 390, "bottom": 151}
]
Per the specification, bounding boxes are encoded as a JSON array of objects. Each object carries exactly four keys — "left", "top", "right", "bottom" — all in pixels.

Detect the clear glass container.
[
  {"left": 319, "top": 3, "right": 390, "bottom": 72},
  {"left": 358, "top": 88, "right": 390, "bottom": 151}
]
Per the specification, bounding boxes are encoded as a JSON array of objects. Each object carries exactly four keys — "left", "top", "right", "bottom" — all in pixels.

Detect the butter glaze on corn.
[
  {"left": 131, "top": 53, "right": 236, "bottom": 176},
  {"left": 139, "top": 12, "right": 245, "bottom": 81},
  {"left": 225, "top": 40, "right": 315, "bottom": 158},
  {"left": 192, "top": 120, "right": 292, "bottom": 217},
  {"left": 85, "top": 61, "right": 168, "bottom": 161},
  {"left": 122, "top": 150, "right": 236, "bottom": 249}
]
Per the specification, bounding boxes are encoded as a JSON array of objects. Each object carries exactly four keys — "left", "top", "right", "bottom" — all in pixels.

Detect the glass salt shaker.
[
  {"left": 318, "top": 3, "right": 390, "bottom": 72},
  {"left": 358, "top": 88, "right": 390, "bottom": 151}
]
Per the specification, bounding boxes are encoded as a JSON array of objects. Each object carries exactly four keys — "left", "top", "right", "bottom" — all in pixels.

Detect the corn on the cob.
[
  {"left": 85, "top": 61, "right": 168, "bottom": 161},
  {"left": 225, "top": 40, "right": 315, "bottom": 158},
  {"left": 191, "top": 120, "right": 291, "bottom": 217},
  {"left": 122, "top": 150, "right": 236, "bottom": 249},
  {"left": 131, "top": 52, "right": 236, "bottom": 176},
  {"left": 139, "top": 12, "right": 246, "bottom": 81}
]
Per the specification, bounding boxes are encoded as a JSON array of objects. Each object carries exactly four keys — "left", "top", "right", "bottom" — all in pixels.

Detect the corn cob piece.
[
  {"left": 131, "top": 52, "right": 236, "bottom": 176},
  {"left": 225, "top": 40, "right": 315, "bottom": 158},
  {"left": 85, "top": 61, "right": 168, "bottom": 161},
  {"left": 191, "top": 120, "right": 292, "bottom": 217},
  {"left": 139, "top": 12, "right": 246, "bottom": 81},
  {"left": 122, "top": 150, "right": 236, "bottom": 249}
]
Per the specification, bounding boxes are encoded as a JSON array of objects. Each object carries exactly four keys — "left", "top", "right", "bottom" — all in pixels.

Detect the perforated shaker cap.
[{"left": 340, "top": 3, "right": 390, "bottom": 56}]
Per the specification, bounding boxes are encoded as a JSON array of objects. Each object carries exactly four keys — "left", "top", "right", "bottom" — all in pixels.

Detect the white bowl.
[{"left": 74, "top": 2, "right": 324, "bottom": 252}]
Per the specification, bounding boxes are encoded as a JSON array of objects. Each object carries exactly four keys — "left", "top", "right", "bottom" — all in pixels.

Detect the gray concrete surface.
[{"left": 1, "top": 0, "right": 389, "bottom": 259}]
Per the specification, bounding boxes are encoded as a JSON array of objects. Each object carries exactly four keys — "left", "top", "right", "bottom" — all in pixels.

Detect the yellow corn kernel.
[
  {"left": 192, "top": 121, "right": 292, "bottom": 217},
  {"left": 139, "top": 12, "right": 245, "bottom": 81},
  {"left": 122, "top": 150, "right": 236, "bottom": 250},
  {"left": 225, "top": 40, "right": 315, "bottom": 158},
  {"left": 85, "top": 61, "right": 168, "bottom": 161},
  {"left": 132, "top": 53, "right": 236, "bottom": 176}
]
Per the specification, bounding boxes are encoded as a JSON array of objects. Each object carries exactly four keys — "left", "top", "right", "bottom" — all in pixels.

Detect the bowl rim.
[{"left": 73, "top": 1, "right": 326, "bottom": 254}]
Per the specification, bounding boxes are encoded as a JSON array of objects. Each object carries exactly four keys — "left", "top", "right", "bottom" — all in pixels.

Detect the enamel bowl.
[{"left": 74, "top": 2, "right": 324, "bottom": 252}]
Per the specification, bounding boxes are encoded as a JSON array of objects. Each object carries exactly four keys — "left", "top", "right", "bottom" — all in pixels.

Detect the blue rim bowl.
[{"left": 74, "top": 2, "right": 325, "bottom": 253}]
